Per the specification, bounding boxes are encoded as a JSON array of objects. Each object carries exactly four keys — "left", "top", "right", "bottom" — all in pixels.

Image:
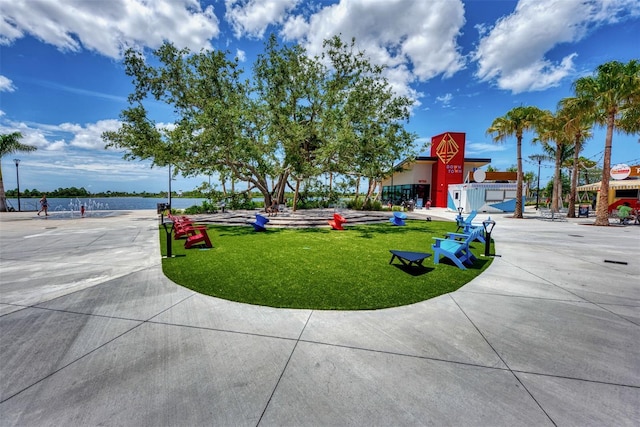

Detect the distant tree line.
[{"left": 4, "top": 187, "right": 182, "bottom": 198}]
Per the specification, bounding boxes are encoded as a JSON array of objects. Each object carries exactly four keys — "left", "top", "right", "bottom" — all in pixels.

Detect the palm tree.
[
  {"left": 0, "top": 132, "right": 37, "bottom": 212},
  {"left": 545, "top": 142, "right": 574, "bottom": 211},
  {"left": 487, "top": 106, "right": 547, "bottom": 218},
  {"left": 572, "top": 60, "right": 640, "bottom": 225},
  {"left": 557, "top": 97, "right": 593, "bottom": 217},
  {"left": 535, "top": 110, "right": 575, "bottom": 213}
]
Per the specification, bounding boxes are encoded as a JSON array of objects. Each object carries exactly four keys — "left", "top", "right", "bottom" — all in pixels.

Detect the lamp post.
[
  {"left": 482, "top": 217, "right": 496, "bottom": 257},
  {"left": 529, "top": 154, "right": 545, "bottom": 210},
  {"left": 536, "top": 159, "right": 541, "bottom": 210},
  {"left": 168, "top": 164, "right": 172, "bottom": 210},
  {"left": 13, "top": 159, "right": 20, "bottom": 212}
]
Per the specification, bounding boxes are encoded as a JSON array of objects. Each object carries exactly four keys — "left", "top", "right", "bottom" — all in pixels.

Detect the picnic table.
[{"left": 389, "top": 250, "right": 432, "bottom": 268}]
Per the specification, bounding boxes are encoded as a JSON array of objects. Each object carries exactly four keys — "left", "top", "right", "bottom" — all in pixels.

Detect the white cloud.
[
  {"left": 225, "top": 0, "right": 300, "bottom": 38},
  {"left": 0, "top": 0, "right": 220, "bottom": 59},
  {"left": 67, "top": 120, "right": 122, "bottom": 150},
  {"left": 466, "top": 142, "right": 509, "bottom": 155},
  {"left": 0, "top": 75, "right": 16, "bottom": 92},
  {"left": 0, "top": 121, "right": 64, "bottom": 151},
  {"left": 436, "top": 93, "right": 453, "bottom": 107},
  {"left": 281, "top": 0, "right": 466, "bottom": 105},
  {"left": 473, "top": 0, "right": 640, "bottom": 93},
  {"left": 236, "top": 48, "right": 246, "bottom": 62},
  {"left": 0, "top": 118, "right": 122, "bottom": 152},
  {"left": 0, "top": 117, "right": 168, "bottom": 191}
]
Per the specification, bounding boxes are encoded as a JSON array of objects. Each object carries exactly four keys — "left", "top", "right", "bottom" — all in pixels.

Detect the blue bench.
[
  {"left": 458, "top": 223, "right": 485, "bottom": 244},
  {"left": 389, "top": 250, "right": 431, "bottom": 268},
  {"left": 389, "top": 211, "right": 407, "bottom": 226},
  {"left": 251, "top": 213, "right": 269, "bottom": 231},
  {"left": 431, "top": 227, "right": 482, "bottom": 270},
  {"left": 455, "top": 210, "right": 477, "bottom": 232}
]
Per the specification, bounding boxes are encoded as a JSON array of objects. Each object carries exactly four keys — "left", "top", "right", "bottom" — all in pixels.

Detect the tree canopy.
[{"left": 103, "top": 36, "right": 417, "bottom": 210}]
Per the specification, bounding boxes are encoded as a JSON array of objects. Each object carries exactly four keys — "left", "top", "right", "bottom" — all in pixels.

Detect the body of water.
[{"left": 6, "top": 197, "right": 207, "bottom": 212}]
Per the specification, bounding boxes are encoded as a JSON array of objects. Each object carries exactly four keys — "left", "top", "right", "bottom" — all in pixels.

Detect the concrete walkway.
[{"left": 0, "top": 208, "right": 638, "bottom": 426}]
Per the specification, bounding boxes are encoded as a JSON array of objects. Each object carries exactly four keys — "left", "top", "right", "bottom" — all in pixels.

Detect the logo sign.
[
  {"left": 610, "top": 164, "right": 631, "bottom": 180},
  {"left": 435, "top": 133, "right": 459, "bottom": 164}
]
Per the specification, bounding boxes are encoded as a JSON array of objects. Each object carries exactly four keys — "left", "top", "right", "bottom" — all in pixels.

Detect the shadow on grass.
[
  {"left": 434, "top": 256, "right": 491, "bottom": 270},
  {"left": 392, "top": 265, "right": 434, "bottom": 276}
]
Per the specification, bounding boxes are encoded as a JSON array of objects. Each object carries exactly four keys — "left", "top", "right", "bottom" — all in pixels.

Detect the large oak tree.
[{"left": 103, "top": 37, "right": 416, "bottom": 209}]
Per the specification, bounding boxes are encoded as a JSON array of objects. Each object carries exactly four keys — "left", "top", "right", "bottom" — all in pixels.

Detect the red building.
[{"left": 381, "top": 132, "right": 490, "bottom": 208}]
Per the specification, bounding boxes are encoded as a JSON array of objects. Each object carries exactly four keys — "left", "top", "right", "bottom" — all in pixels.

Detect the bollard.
[
  {"left": 482, "top": 217, "right": 496, "bottom": 257},
  {"left": 161, "top": 220, "right": 174, "bottom": 258}
]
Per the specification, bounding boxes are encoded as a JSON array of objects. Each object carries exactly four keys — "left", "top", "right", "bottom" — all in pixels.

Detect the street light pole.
[
  {"left": 168, "top": 164, "right": 172, "bottom": 209},
  {"left": 529, "top": 154, "right": 546, "bottom": 211},
  {"left": 13, "top": 159, "right": 20, "bottom": 212},
  {"left": 536, "top": 159, "right": 541, "bottom": 210}
]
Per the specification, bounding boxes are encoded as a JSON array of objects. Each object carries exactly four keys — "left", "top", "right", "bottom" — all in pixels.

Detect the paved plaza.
[{"left": 0, "top": 208, "right": 638, "bottom": 426}]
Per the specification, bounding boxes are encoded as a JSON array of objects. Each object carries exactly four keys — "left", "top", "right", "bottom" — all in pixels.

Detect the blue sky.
[{"left": 1, "top": 0, "right": 639, "bottom": 194}]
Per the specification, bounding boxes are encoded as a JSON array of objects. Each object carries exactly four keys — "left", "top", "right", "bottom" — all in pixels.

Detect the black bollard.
[
  {"left": 162, "top": 221, "right": 174, "bottom": 258},
  {"left": 482, "top": 217, "right": 496, "bottom": 257}
]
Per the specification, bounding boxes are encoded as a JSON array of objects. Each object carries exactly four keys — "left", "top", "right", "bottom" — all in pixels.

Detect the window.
[
  {"left": 615, "top": 189, "right": 638, "bottom": 198},
  {"left": 486, "top": 190, "right": 504, "bottom": 201}
]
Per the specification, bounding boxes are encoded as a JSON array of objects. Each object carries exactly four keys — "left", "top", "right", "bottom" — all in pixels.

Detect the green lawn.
[{"left": 160, "top": 220, "right": 492, "bottom": 310}]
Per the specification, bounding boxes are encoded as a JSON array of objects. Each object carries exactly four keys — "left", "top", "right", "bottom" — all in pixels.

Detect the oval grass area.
[{"left": 160, "top": 220, "right": 493, "bottom": 310}]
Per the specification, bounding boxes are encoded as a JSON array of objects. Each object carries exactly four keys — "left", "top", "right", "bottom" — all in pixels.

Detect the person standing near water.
[{"left": 37, "top": 194, "right": 49, "bottom": 216}]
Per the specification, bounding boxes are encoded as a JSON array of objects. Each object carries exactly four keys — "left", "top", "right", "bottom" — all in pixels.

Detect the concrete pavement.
[{"left": 0, "top": 208, "right": 638, "bottom": 426}]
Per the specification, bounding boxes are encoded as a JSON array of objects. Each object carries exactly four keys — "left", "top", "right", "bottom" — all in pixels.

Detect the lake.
[{"left": 6, "top": 197, "right": 208, "bottom": 212}]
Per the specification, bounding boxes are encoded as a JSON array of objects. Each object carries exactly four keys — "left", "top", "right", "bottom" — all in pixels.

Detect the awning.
[{"left": 577, "top": 179, "right": 640, "bottom": 191}]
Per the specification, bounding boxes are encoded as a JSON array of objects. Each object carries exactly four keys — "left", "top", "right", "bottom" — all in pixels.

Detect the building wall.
[{"left": 382, "top": 162, "right": 433, "bottom": 186}]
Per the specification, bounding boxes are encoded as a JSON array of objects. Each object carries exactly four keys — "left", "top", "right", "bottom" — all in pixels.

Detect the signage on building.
[
  {"left": 431, "top": 132, "right": 466, "bottom": 207},
  {"left": 610, "top": 164, "right": 631, "bottom": 180}
]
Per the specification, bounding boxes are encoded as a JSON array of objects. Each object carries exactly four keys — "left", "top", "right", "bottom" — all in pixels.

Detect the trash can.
[
  {"left": 157, "top": 203, "right": 169, "bottom": 214},
  {"left": 577, "top": 205, "right": 589, "bottom": 218}
]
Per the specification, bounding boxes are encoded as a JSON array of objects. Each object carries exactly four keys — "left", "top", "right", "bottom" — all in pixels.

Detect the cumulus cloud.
[
  {"left": 0, "top": 75, "right": 16, "bottom": 92},
  {"left": 225, "top": 0, "right": 300, "bottom": 38},
  {"left": 66, "top": 120, "right": 122, "bottom": 150},
  {"left": 281, "top": 0, "right": 466, "bottom": 104},
  {"left": 473, "top": 0, "right": 640, "bottom": 93},
  {"left": 0, "top": 0, "right": 220, "bottom": 58}
]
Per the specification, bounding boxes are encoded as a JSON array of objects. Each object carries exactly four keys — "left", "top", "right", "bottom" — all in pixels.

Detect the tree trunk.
[
  {"left": 374, "top": 180, "right": 382, "bottom": 201},
  {"left": 594, "top": 114, "right": 615, "bottom": 226},
  {"left": 292, "top": 178, "right": 301, "bottom": 212},
  {"left": 514, "top": 135, "right": 524, "bottom": 218},
  {"left": 567, "top": 138, "right": 580, "bottom": 218},
  {"left": 275, "top": 171, "right": 289, "bottom": 204},
  {"left": 0, "top": 165, "right": 7, "bottom": 212},
  {"left": 552, "top": 146, "right": 562, "bottom": 213}
]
